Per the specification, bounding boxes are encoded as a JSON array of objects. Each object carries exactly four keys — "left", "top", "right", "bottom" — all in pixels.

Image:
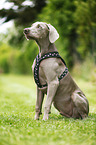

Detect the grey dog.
[{"left": 24, "top": 22, "right": 89, "bottom": 120}]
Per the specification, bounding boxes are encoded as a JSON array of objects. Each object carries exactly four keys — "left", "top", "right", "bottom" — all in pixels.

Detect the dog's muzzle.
[{"left": 24, "top": 28, "right": 30, "bottom": 34}]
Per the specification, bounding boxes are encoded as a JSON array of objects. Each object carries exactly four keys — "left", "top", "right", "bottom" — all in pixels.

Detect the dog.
[{"left": 24, "top": 22, "right": 89, "bottom": 120}]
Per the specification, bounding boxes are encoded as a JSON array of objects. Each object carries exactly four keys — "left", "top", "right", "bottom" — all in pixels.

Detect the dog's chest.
[{"left": 39, "top": 66, "right": 47, "bottom": 85}]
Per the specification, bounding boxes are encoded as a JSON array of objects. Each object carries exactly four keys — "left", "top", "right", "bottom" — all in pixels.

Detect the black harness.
[{"left": 34, "top": 52, "right": 68, "bottom": 88}]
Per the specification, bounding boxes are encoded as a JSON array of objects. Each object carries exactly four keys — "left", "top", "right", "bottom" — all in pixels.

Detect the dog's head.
[{"left": 24, "top": 22, "right": 59, "bottom": 43}]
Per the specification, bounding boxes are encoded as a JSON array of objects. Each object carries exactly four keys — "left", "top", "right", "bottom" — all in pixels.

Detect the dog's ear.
[{"left": 47, "top": 24, "right": 59, "bottom": 43}]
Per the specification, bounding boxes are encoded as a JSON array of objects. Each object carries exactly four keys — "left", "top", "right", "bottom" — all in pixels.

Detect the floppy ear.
[{"left": 47, "top": 24, "right": 59, "bottom": 43}]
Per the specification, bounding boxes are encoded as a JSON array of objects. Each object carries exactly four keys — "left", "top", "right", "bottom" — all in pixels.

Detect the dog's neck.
[
  {"left": 36, "top": 37, "right": 58, "bottom": 56},
  {"left": 39, "top": 43, "right": 57, "bottom": 56}
]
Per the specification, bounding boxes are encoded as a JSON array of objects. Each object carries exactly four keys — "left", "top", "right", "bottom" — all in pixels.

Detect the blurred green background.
[
  {"left": 0, "top": 1, "right": 96, "bottom": 145},
  {"left": 0, "top": 0, "right": 96, "bottom": 79}
]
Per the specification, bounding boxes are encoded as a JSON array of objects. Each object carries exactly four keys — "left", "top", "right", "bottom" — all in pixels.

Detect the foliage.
[
  {"left": 0, "top": 0, "right": 46, "bottom": 26},
  {"left": 0, "top": 74, "right": 96, "bottom": 145},
  {"left": 74, "top": 0, "right": 96, "bottom": 58},
  {"left": 0, "top": 42, "right": 12, "bottom": 73},
  {"left": 0, "top": 41, "right": 38, "bottom": 74},
  {"left": 71, "top": 54, "right": 96, "bottom": 82}
]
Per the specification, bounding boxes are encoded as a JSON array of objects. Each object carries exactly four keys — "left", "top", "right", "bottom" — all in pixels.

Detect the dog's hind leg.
[{"left": 71, "top": 91, "right": 89, "bottom": 119}]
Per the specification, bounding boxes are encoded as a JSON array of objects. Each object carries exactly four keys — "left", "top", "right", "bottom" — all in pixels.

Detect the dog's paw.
[
  {"left": 42, "top": 114, "right": 49, "bottom": 121},
  {"left": 34, "top": 114, "right": 39, "bottom": 120}
]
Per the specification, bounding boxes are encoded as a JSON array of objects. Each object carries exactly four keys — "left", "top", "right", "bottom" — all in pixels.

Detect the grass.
[{"left": 0, "top": 74, "right": 96, "bottom": 145}]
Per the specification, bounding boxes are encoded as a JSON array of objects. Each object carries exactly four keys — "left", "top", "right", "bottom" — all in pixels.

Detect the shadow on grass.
[{"left": 49, "top": 112, "right": 96, "bottom": 121}]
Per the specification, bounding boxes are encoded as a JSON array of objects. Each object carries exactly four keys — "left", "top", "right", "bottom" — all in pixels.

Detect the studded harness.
[{"left": 34, "top": 52, "right": 68, "bottom": 88}]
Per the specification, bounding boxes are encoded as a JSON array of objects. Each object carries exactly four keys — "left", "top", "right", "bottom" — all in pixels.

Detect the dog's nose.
[{"left": 24, "top": 28, "right": 29, "bottom": 34}]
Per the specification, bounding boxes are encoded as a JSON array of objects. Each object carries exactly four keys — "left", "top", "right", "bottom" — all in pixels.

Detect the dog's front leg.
[
  {"left": 35, "top": 86, "right": 44, "bottom": 120},
  {"left": 43, "top": 79, "right": 59, "bottom": 120}
]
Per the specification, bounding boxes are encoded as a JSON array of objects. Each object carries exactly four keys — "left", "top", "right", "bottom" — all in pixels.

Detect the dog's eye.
[{"left": 37, "top": 24, "right": 42, "bottom": 29}]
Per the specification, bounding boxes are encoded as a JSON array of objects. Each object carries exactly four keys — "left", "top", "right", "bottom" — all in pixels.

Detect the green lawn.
[{"left": 0, "top": 74, "right": 96, "bottom": 145}]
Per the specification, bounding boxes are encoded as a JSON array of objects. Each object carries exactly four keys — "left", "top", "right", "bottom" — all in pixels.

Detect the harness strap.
[{"left": 34, "top": 52, "right": 68, "bottom": 88}]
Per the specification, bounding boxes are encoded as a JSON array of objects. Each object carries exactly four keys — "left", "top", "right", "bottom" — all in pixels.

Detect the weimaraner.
[{"left": 24, "top": 22, "right": 89, "bottom": 120}]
